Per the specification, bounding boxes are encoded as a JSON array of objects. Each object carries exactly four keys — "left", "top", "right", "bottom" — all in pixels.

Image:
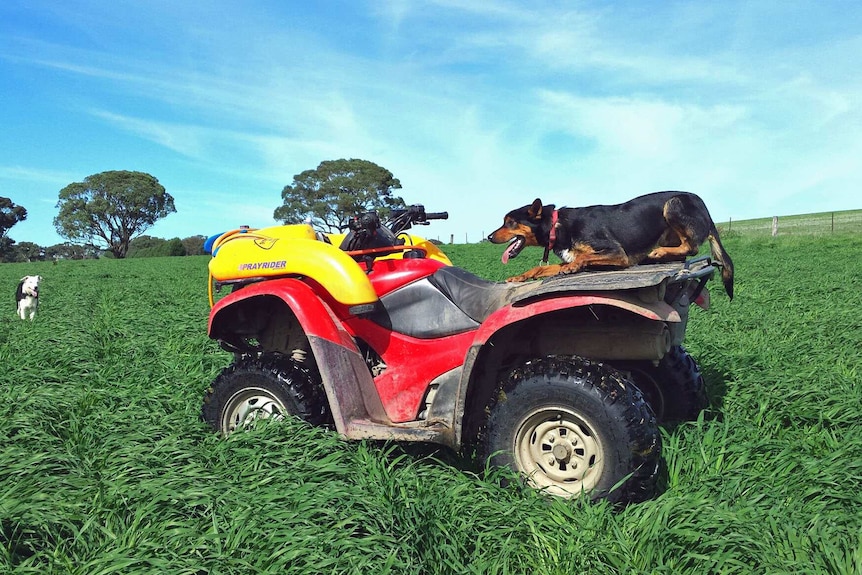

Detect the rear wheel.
[
  {"left": 613, "top": 346, "right": 708, "bottom": 424},
  {"left": 202, "top": 353, "right": 331, "bottom": 436},
  {"left": 482, "top": 356, "right": 660, "bottom": 504}
]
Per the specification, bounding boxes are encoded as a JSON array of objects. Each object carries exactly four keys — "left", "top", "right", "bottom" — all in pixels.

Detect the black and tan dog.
[{"left": 488, "top": 191, "right": 734, "bottom": 299}]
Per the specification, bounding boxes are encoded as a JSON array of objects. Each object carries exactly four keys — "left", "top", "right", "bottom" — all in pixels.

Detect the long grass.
[{"left": 1, "top": 232, "right": 860, "bottom": 574}]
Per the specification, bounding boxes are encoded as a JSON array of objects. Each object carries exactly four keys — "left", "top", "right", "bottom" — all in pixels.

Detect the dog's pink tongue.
[{"left": 502, "top": 244, "right": 513, "bottom": 264}]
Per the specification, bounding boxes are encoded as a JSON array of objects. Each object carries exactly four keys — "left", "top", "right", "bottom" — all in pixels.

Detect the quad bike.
[{"left": 201, "top": 205, "right": 716, "bottom": 504}]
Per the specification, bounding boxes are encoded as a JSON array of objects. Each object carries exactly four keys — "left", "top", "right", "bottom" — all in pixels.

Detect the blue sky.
[{"left": 2, "top": 0, "right": 860, "bottom": 247}]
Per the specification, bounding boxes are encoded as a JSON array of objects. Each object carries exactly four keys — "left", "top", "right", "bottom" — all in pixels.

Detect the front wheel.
[
  {"left": 202, "top": 353, "right": 332, "bottom": 436},
  {"left": 482, "top": 356, "right": 660, "bottom": 504}
]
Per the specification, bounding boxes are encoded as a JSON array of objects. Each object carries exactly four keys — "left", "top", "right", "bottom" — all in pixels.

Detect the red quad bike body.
[{"left": 202, "top": 207, "right": 718, "bottom": 504}]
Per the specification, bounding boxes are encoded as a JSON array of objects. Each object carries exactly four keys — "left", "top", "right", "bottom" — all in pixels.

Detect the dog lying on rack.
[{"left": 488, "top": 191, "right": 734, "bottom": 299}]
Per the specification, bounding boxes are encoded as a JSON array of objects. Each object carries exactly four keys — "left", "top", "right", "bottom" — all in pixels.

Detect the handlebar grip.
[{"left": 425, "top": 212, "right": 448, "bottom": 220}]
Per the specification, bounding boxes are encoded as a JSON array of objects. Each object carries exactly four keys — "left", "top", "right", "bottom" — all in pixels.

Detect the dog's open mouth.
[{"left": 501, "top": 236, "right": 526, "bottom": 264}]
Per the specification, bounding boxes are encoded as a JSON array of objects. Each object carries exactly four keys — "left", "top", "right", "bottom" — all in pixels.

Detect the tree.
[
  {"left": 54, "top": 171, "right": 176, "bottom": 259},
  {"left": 0, "top": 197, "right": 27, "bottom": 262},
  {"left": 0, "top": 237, "right": 15, "bottom": 263},
  {"left": 127, "top": 235, "right": 187, "bottom": 258},
  {"left": 164, "top": 237, "right": 186, "bottom": 256},
  {"left": 273, "top": 158, "right": 405, "bottom": 233},
  {"left": 1, "top": 196, "right": 27, "bottom": 238},
  {"left": 181, "top": 235, "right": 207, "bottom": 256},
  {"left": 14, "top": 242, "right": 44, "bottom": 262},
  {"left": 46, "top": 243, "right": 96, "bottom": 260},
  {"left": 127, "top": 235, "right": 166, "bottom": 258}
]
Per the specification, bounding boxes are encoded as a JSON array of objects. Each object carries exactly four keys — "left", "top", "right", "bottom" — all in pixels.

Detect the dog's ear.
[{"left": 528, "top": 199, "right": 543, "bottom": 220}]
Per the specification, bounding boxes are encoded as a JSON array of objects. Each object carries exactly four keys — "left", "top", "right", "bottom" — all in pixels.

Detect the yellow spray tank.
[{"left": 207, "top": 224, "right": 379, "bottom": 308}]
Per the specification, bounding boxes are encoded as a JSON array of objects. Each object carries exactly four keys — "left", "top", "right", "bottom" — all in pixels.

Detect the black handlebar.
[
  {"left": 384, "top": 204, "right": 447, "bottom": 234},
  {"left": 340, "top": 204, "right": 446, "bottom": 250}
]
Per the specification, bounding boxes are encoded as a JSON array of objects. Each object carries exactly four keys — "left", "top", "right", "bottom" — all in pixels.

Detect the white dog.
[{"left": 16, "top": 275, "right": 41, "bottom": 320}]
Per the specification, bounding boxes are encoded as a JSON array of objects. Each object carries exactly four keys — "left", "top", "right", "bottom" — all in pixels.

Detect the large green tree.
[
  {"left": 54, "top": 171, "right": 176, "bottom": 259},
  {"left": 274, "top": 159, "right": 405, "bottom": 232}
]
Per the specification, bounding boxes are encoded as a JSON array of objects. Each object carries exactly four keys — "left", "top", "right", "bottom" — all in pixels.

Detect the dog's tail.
[{"left": 707, "top": 223, "right": 734, "bottom": 300}]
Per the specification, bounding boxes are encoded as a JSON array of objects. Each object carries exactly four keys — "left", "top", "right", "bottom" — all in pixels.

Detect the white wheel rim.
[
  {"left": 222, "top": 387, "right": 287, "bottom": 435},
  {"left": 513, "top": 406, "right": 605, "bottom": 498}
]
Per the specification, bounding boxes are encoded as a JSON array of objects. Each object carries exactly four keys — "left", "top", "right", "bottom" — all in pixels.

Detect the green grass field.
[{"left": 1, "top": 228, "right": 861, "bottom": 574}]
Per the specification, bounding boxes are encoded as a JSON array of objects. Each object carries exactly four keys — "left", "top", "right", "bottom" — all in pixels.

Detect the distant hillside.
[{"left": 720, "top": 209, "right": 862, "bottom": 236}]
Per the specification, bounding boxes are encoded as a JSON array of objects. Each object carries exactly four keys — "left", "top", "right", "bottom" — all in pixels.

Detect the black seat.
[{"left": 427, "top": 267, "right": 532, "bottom": 323}]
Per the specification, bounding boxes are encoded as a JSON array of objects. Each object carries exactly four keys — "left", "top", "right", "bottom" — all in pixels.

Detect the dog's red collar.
[{"left": 542, "top": 210, "right": 558, "bottom": 265}]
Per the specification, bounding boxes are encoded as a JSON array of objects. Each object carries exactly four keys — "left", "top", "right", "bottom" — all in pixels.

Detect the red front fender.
[
  {"left": 208, "top": 278, "right": 389, "bottom": 435},
  {"left": 209, "top": 278, "right": 355, "bottom": 347}
]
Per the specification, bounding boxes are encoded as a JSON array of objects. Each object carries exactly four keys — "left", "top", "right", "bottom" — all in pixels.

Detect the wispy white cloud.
[
  {"left": 89, "top": 111, "right": 209, "bottom": 159},
  {"left": 536, "top": 91, "right": 749, "bottom": 160}
]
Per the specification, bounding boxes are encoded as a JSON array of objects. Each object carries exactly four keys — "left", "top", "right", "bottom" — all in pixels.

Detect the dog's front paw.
[
  {"left": 506, "top": 275, "right": 527, "bottom": 283},
  {"left": 648, "top": 247, "right": 667, "bottom": 260}
]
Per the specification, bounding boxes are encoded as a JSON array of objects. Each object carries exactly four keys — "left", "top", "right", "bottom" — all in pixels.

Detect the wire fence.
[{"left": 721, "top": 210, "right": 862, "bottom": 237}]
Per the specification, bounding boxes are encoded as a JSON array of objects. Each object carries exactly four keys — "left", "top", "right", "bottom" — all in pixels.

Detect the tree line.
[{"left": 1, "top": 158, "right": 406, "bottom": 263}]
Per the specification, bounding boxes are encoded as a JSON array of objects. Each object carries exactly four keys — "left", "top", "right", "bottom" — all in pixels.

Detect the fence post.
[{"left": 772, "top": 216, "right": 778, "bottom": 237}]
